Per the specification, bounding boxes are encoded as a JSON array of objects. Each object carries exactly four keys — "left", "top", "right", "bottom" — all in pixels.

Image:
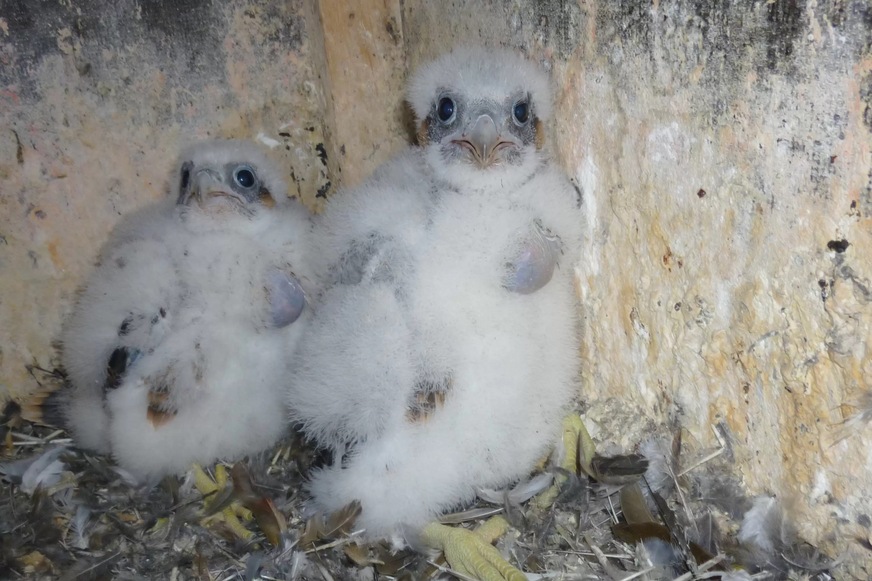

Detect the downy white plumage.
[
  {"left": 287, "top": 47, "right": 583, "bottom": 543},
  {"left": 60, "top": 140, "right": 314, "bottom": 479}
]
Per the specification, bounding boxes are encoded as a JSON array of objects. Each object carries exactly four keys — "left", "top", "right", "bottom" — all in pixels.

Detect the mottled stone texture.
[
  {"left": 401, "top": 0, "right": 872, "bottom": 574},
  {"left": 2, "top": 0, "right": 872, "bottom": 575},
  {"left": 317, "top": 2, "right": 408, "bottom": 186},
  {"left": 558, "top": 3, "right": 872, "bottom": 574}
]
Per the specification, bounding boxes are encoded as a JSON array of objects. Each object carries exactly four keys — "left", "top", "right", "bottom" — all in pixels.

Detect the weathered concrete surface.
[
  {"left": 561, "top": 4, "right": 872, "bottom": 575},
  {"left": 0, "top": 0, "right": 333, "bottom": 399},
  {"left": 2, "top": 0, "right": 872, "bottom": 575},
  {"left": 400, "top": 0, "right": 872, "bottom": 575},
  {"left": 317, "top": 0, "right": 408, "bottom": 187}
]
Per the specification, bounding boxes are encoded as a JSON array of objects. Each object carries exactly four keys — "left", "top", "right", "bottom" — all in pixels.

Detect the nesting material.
[{"left": 1, "top": 390, "right": 838, "bottom": 580}]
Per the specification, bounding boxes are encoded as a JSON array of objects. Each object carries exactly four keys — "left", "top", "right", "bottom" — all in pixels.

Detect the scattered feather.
[
  {"left": 300, "top": 500, "right": 362, "bottom": 547},
  {"left": 718, "top": 572, "right": 755, "bottom": 581},
  {"left": 53, "top": 486, "right": 76, "bottom": 511},
  {"left": 288, "top": 551, "right": 310, "bottom": 580},
  {"left": 589, "top": 453, "right": 649, "bottom": 485},
  {"left": 620, "top": 482, "right": 655, "bottom": 525},
  {"left": 110, "top": 465, "right": 142, "bottom": 488},
  {"left": 71, "top": 505, "right": 92, "bottom": 550},
  {"left": 640, "top": 437, "right": 676, "bottom": 495},
  {"left": 844, "top": 390, "right": 872, "bottom": 426},
  {"left": 830, "top": 390, "right": 872, "bottom": 447},
  {"left": 612, "top": 521, "right": 716, "bottom": 569},
  {"left": 636, "top": 537, "right": 683, "bottom": 578},
  {"left": 737, "top": 496, "right": 791, "bottom": 554},
  {"left": 477, "top": 473, "right": 554, "bottom": 506},
  {"left": 439, "top": 506, "right": 505, "bottom": 525},
  {"left": 0, "top": 408, "right": 840, "bottom": 581},
  {"left": 0, "top": 444, "right": 68, "bottom": 494},
  {"left": 244, "top": 551, "right": 265, "bottom": 580}
]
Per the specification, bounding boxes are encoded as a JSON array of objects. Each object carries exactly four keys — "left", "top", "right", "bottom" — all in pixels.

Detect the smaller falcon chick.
[{"left": 59, "top": 139, "right": 314, "bottom": 479}]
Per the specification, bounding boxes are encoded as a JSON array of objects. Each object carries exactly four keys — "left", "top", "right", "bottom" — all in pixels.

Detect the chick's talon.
[
  {"left": 421, "top": 516, "right": 526, "bottom": 581},
  {"left": 535, "top": 414, "right": 595, "bottom": 510},
  {"left": 192, "top": 463, "right": 254, "bottom": 541},
  {"left": 560, "top": 414, "right": 596, "bottom": 477}
]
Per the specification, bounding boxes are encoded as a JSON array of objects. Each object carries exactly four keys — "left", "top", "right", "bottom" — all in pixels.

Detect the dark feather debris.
[{"left": 0, "top": 398, "right": 840, "bottom": 581}]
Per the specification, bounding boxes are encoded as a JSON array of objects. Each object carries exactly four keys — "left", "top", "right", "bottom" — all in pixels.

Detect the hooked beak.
[
  {"left": 179, "top": 169, "right": 244, "bottom": 208},
  {"left": 452, "top": 114, "right": 521, "bottom": 168}
]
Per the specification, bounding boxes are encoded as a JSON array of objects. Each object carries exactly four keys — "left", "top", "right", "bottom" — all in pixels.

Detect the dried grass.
[{"left": 1, "top": 396, "right": 837, "bottom": 581}]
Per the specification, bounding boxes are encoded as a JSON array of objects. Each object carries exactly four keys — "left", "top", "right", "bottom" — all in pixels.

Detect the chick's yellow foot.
[
  {"left": 421, "top": 516, "right": 526, "bottom": 581},
  {"left": 193, "top": 463, "right": 254, "bottom": 540},
  {"left": 535, "top": 413, "right": 596, "bottom": 510}
]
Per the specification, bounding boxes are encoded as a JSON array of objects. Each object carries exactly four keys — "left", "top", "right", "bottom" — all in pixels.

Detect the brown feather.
[
  {"left": 146, "top": 384, "right": 176, "bottom": 427},
  {"left": 258, "top": 188, "right": 276, "bottom": 208},
  {"left": 19, "top": 366, "right": 67, "bottom": 427},
  {"left": 146, "top": 407, "right": 175, "bottom": 427},
  {"left": 406, "top": 376, "right": 451, "bottom": 423},
  {"left": 590, "top": 453, "right": 649, "bottom": 484},
  {"left": 612, "top": 522, "right": 720, "bottom": 568},
  {"left": 300, "top": 500, "right": 361, "bottom": 546},
  {"left": 416, "top": 119, "right": 430, "bottom": 146},
  {"left": 620, "top": 482, "right": 655, "bottom": 525}
]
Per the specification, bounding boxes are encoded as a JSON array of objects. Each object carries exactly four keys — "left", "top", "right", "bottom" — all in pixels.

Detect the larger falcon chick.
[
  {"left": 59, "top": 140, "right": 313, "bottom": 479},
  {"left": 287, "top": 46, "right": 583, "bottom": 576}
]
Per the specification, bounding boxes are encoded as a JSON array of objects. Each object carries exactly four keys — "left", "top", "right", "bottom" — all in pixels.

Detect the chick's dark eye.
[
  {"left": 437, "top": 97, "right": 455, "bottom": 123},
  {"left": 513, "top": 101, "right": 529, "bottom": 124},
  {"left": 234, "top": 167, "right": 256, "bottom": 188}
]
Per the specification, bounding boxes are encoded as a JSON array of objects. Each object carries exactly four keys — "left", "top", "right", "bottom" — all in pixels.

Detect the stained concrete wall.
[{"left": 2, "top": 0, "right": 871, "bottom": 576}]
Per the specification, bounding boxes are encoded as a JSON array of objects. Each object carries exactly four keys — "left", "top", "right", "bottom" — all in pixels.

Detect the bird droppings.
[{"left": 256, "top": 132, "right": 283, "bottom": 149}]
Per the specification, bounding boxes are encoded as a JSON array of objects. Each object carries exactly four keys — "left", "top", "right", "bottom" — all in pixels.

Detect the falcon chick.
[
  {"left": 288, "top": 46, "right": 583, "bottom": 572},
  {"left": 59, "top": 139, "right": 314, "bottom": 479}
]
